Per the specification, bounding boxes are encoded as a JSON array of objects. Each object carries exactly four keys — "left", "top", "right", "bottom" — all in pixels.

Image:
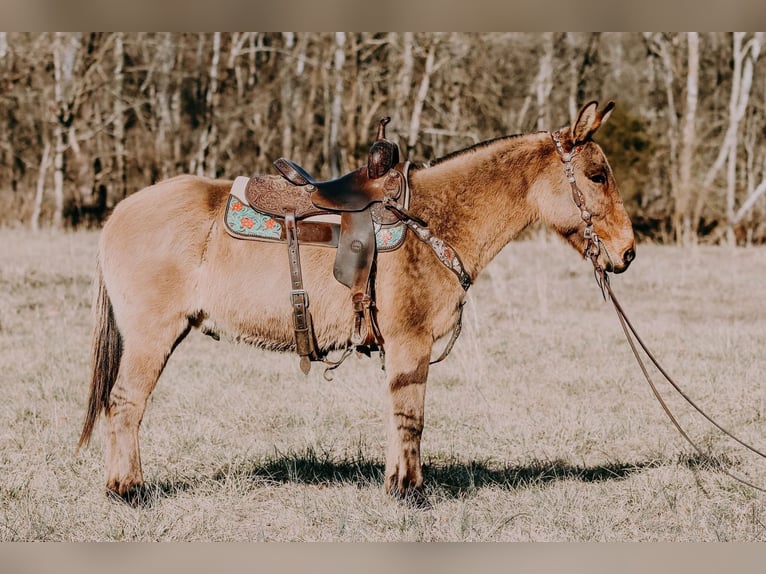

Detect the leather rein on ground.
[{"left": 552, "top": 130, "right": 766, "bottom": 494}]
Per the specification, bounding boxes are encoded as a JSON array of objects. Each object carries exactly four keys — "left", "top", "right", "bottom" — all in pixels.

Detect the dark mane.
[{"left": 413, "top": 133, "right": 529, "bottom": 170}]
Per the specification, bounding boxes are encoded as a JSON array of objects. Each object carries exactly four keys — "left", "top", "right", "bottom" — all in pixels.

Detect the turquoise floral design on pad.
[
  {"left": 375, "top": 225, "right": 404, "bottom": 249},
  {"left": 226, "top": 194, "right": 404, "bottom": 248},
  {"left": 227, "top": 196, "right": 282, "bottom": 239}
]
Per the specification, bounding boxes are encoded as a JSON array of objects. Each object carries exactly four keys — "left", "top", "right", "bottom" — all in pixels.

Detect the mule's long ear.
[
  {"left": 597, "top": 100, "right": 615, "bottom": 128},
  {"left": 571, "top": 100, "right": 615, "bottom": 144}
]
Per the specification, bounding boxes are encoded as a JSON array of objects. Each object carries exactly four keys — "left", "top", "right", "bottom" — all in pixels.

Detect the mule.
[{"left": 79, "top": 101, "right": 635, "bottom": 498}]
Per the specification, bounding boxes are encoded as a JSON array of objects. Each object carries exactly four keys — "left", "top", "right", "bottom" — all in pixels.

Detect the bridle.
[
  {"left": 550, "top": 130, "right": 766, "bottom": 494},
  {"left": 551, "top": 130, "right": 610, "bottom": 296}
]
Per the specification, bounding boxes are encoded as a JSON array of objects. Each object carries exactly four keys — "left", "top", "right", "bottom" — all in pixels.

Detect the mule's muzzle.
[{"left": 606, "top": 246, "right": 636, "bottom": 274}]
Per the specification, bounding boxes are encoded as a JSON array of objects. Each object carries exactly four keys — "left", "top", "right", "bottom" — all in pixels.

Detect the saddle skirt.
[{"left": 223, "top": 175, "right": 408, "bottom": 252}]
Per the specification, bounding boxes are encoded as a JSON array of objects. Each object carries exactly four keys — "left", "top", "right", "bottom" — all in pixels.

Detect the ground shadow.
[
  {"left": 208, "top": 448, "right": 663, "bottom": 498},
  {"left": 122, "top": 447, "right": 739, "bottom": 508}
]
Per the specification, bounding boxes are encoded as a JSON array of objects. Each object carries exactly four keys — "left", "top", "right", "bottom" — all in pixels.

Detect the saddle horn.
[{"left": 367, "top": 117, "right": 400, "bottom": 179}]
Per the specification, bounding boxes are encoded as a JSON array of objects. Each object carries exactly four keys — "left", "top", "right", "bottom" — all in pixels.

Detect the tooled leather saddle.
[{"left": 224, "top": 118, "right": 411, "bottom": 374}]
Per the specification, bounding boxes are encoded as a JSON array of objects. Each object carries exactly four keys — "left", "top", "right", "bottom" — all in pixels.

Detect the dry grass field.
[{"left": 1, "top": 227, "right": 766, "bottom": 541}]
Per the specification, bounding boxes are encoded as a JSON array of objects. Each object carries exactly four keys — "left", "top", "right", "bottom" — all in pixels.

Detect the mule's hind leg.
[
  {"left": 104, "top": 317, "right": 190, "bottom": 496},
  {"left": 383, "top": 338, "right": 431, "bottom": 497}
]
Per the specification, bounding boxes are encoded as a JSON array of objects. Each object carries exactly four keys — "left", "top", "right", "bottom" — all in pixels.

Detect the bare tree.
[
  {"left": 154, "top": 33, "right": 177, "bottom": 181},
  {"left": 696, "top": 33, "right": 763, "bottom": 244},
  {"left": 535, "top": 32, "right": 554, "bottom": 131},
  {"left": 329, "top": 32, "right": 346, "bottom": 177},
  {"left": 30, "top": 140, "right": 51, "bottom": 233},
  {"left": 407, "top": 36, "right": 440, "bottom": 156},
  {"left": 51, "top": 32, "right": 82, "bottom": 228},
  {"left": 4, "top": 32, "right": 766, "bottom": 243},
  {"left": 677, "top": 32, "right": 699, "bottom": 245},
  {"left": 387, "top": 32, "right": 414, "bottom": 144},
  {"left": 516, "top": 33, "right": 558, "bottom": 133},
  {"left": 280, "top": 32, "right": 296, "bottom": 159},
  {"left": 112, "top": 32, "right": 127, "bottom": 199},
  {"left": 193, "top": 32, "right": 222, "bottom": 178}
]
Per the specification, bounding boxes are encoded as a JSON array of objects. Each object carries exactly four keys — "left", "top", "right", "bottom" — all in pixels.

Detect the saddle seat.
[
  {"left": 272, "top": 159, "right": 403, "bottom": 213},
  {"left": 245, "top": 165, "right": 404, "bottom": 226}
]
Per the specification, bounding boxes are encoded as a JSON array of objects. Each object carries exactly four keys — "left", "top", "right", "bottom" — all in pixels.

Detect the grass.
[{"left": 1, "top": 227, "right": 766, "bottom": 540}]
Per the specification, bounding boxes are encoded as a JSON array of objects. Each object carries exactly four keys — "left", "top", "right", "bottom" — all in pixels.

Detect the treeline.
[{"left": 1, "top": 32, "right": 765, "bottom": 244}]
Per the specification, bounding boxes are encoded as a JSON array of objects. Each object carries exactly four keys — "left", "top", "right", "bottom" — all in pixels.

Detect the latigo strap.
[{"left": 285, "top": 212, "right": 320, "bottom": 374}]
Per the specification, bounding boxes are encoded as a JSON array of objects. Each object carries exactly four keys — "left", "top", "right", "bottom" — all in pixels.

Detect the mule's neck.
[{"left": 407, "top": 131, "right": 555, "bottom": 279}]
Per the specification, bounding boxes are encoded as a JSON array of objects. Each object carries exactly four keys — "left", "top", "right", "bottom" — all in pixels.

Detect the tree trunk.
[
  {"left": 280, "top": 32, "right": 296, "bottom": 159},
  {"left": 195, "top": 32, "right": 221, "bottom": 178},
  {"left": 726, "top": 33, "right": 762, "bottom": 245},
  {"left": 345, "top": 34, "right": 361, "bottom": 162},
  {"left": 247, "top": 33, "right": 258, "bottom": 90},
  {"left": 156, "top": 33, "right": 175, "bottom": 180},
  {"left": 113, "top": 32, "right": 127, "bottom": 199},
  {"left": 30, "top": 139, "right": 51, "bottom": 232},
  {"left": 407, "top": 40, "right": 437, "bottom": 155},
  {"left": 566, "top": 33, "right": 579, "bottom": 121},
  {"left": 52, "top": 32, "right": 82, "bottom": 229},
  {"left": 392, "top": 32, "right": 414, "bottom": 139},
  {"left": 677, "top": 32, "right": 699, "bottom": 245},
  {"left": 227, "top": 32, "right": 254, "bottom": 98},
  {"left": 690, "top": 33, "right": 762, "bottom": 245},
  {"left": 517, "top": 33, "right": 557, "bottom": 132},
  {"left": 329, "top": 32, "right": 346, "bottom": 177},
  {"left": 67, "top": 124, "right": 92, "bottom": 216},
  {"left": 648, "top": 33, "right": 681, "bottom": 242},
  {"left": 52, "top": 123, "right": 65, "bottom": 229},
  {"left": 170, "top": 35, "right": 183, "bottom": 172},
  {"left": 536, "top": 32, "right": 554, "bottom": 131}
]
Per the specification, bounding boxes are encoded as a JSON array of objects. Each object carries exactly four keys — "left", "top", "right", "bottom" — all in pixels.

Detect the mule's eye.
[{"left": 588, "top": 173, "right": 606, "bottom": 185}]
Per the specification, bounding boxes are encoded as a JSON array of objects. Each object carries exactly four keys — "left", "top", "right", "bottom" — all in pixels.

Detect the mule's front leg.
[{"left": 384, "top": 340, "right": 431, "bottom": 497}]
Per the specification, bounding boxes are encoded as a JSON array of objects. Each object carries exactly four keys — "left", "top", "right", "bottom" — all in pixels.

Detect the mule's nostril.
[{"left": 624, "top": 248, "right": 636, "bottom": 264}]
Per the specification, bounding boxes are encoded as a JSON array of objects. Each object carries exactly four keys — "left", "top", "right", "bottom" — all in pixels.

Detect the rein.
[{"left": 552, "top": 130, "right": 766, "bottom": 493}]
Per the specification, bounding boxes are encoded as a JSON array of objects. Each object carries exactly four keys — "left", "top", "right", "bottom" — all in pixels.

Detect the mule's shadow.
[
  {"left": 211, "top": 450, "right": 661, "bottom": 496},
  {"left": 129, "top": 449, "right": 664, "bottom": 508},
  {"left": 120, "top": 447, "right": 734, "bottom": 509}
]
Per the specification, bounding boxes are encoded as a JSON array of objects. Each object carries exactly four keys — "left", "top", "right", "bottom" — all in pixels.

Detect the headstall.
[{"left": 550, "top": 130, "right": 602, "bottom": 269}]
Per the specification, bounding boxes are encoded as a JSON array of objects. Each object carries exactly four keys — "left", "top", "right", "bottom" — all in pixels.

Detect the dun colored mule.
[{"left": 79, "top": 101, "right": 635, "bottom": 499}]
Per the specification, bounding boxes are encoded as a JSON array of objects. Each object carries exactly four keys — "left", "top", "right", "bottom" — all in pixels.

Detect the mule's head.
[{"left": 534, "top": 101, "right": 636, "bottom": 273}]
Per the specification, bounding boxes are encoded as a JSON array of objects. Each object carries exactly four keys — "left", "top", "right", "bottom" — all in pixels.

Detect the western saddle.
[
  {"left": 234, "top": 118, "right": 471, "bottom": 375},
  {"left": 242, "top": 118, "right": 408, "bottom": 374}
]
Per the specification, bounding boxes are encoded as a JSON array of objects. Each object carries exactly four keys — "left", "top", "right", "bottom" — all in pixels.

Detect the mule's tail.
[{"left": 78, "top": 261, "right": 122, "bottom": 450}]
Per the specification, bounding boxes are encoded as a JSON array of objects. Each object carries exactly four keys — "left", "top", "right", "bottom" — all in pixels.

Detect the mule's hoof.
[
  {"left": 385, "top": 476, "right": 430, "bottom": 509},
  {"left": 385, "top": 471, "right": 423, "bottom": 494},
  {"left": 401, "top": 488, "right": 432, "bottom": 510},
  {"left": 386, "top": 485, "right": 431, "bottom": 510},
  {"left": 106, "top": 481, "right": 149, "bottom": 507}
]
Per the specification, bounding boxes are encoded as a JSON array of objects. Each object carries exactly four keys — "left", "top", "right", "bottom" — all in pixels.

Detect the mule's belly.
[{"left": 199, "top": 223, "right": 356, "bottom": 352}]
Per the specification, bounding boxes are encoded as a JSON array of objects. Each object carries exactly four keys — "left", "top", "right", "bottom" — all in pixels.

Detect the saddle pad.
[{"left": 223, "top": 177, "right": 406, "bottom": 251}]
